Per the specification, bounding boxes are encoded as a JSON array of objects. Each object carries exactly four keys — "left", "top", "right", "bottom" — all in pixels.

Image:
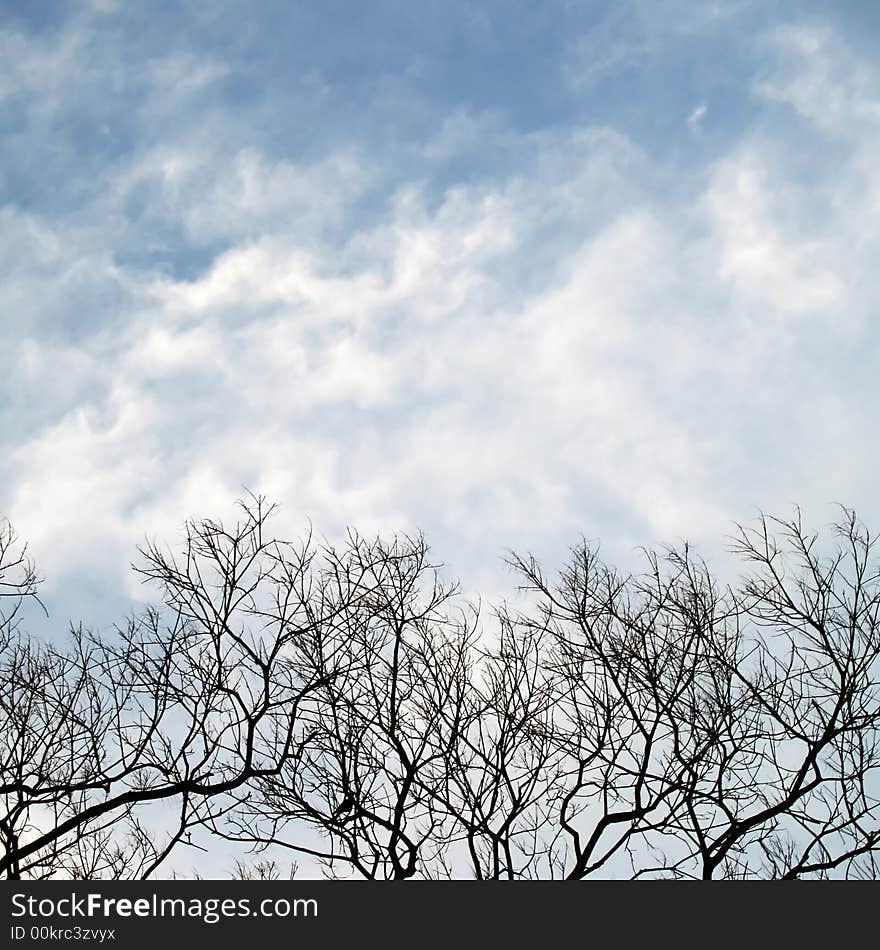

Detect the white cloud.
[
  {"left": 687, "top": 103, "right": 708, "bottom": 128},
  {"left": 756, "top": 24, "right": 880, "bottom": 132},
  {"left": 701, "top": 148, "right": 847, "bottom": 317},
  {"left": 3, "top": 12, "right": 880, "bottom": 636}
]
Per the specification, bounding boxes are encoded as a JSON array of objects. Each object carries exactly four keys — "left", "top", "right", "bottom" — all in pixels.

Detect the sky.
[{"left": 2, "top": 0, "right": 880, "bottom": 635}]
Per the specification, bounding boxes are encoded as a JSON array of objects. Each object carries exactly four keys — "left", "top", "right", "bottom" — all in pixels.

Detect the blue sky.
[{"left": 2, "top": 0, "right": 880, "bottom": 636}]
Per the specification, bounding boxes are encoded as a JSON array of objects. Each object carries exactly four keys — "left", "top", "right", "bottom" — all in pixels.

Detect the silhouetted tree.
[
  {"left": 494, "top": 508, "right": 880, "bottom": 878},
  {"left": 1, "top": 502, "right": 878, "bottom": 879},
  {"left": 219, "top": 531, "right": 479, "bottom": 879},
  {"left": 1, "top": 497, "right": 348, "bottom": 879}
]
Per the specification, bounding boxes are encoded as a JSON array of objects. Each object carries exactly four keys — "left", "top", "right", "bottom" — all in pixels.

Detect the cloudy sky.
[{"left": 3, "top": 0, "right": 879, "bottom": 630}]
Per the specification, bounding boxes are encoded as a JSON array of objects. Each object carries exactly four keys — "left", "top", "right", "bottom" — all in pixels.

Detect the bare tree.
[
  {"left": 0, "top": 518, "right": 43, "bottom": 636},
  {"left": 0, "top": 496, "right": 346, "bottom": 879},
  {"left": 663, "top": 509, "right": 880, "bottom": 879},
  {"left": 496, "top": 508, "right": 880, "bottom": 879},
  {"left": 222, "top": 531, "right": 479, "bottom": 879},
  {"left": 436, "top": 615, "right": 561, "bottom": 879},
  {"left": 480, "top": 542, "right": 721, "bottom": 879},
  {"left": 2, "top": 502, "right": 878, "bottom": 879}
]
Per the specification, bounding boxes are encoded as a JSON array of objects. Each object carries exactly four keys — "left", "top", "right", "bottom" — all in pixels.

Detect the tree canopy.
[{"left": 2, "top": 499, "right": 878, "bottom": 879}]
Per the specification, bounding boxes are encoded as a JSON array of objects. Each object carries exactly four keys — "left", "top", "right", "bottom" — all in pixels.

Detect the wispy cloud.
[
  {"left": 687, "top": 103, "right": 708, "bottom": 127},
  {"left": 2, "top": 2, "right": 879, "bottom": 636}
]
